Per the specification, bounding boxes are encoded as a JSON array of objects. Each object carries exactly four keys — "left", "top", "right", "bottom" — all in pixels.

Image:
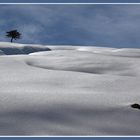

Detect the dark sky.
[{"left": 1, "top": 4, "right": 140, "bottom": 48}]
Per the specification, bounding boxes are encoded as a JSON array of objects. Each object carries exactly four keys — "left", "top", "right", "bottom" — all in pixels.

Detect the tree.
[{"left": 6, "top": 30, "right": 21, "bottom": 43}]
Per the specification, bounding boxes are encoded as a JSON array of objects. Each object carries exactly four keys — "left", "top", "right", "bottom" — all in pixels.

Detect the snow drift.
[{"left": 0, "top": 42, "right": 140, "bottom": 135}]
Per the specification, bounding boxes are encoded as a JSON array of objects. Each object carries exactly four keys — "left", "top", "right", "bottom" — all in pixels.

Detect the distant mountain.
[{"left": 0, "top": 42, "right": 51, "bottom": 55}]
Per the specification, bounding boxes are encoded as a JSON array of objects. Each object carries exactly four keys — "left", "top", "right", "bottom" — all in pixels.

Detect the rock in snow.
[
  {"left": 131, "top": 103, "right": 140, "bottom": 110},
  {"left": 0, "top": 42, "right": 140, "bottom": 135}
]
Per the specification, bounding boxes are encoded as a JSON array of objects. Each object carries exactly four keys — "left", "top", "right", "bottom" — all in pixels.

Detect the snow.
[{"left": 0, "top": 42, "right": 140, "bottom": 135}]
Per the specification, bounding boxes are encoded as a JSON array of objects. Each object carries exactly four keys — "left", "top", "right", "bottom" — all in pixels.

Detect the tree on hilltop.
[{"left": 6, "top": 30, "right": 21, "bottom": 43}]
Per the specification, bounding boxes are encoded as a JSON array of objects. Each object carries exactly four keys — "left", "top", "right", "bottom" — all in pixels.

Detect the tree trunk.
[{"left": 11, "top": 38, "right": 13, "bottom": 43}]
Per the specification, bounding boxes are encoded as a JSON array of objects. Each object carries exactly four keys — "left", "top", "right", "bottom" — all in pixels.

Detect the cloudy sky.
[{"left": 0, "top": 4, "right": 140, "bottom": 48}]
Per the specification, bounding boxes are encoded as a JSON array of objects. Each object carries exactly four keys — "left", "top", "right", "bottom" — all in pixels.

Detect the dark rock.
[{"left": 131, "top": 103, "right": 140, "bottom": 110}]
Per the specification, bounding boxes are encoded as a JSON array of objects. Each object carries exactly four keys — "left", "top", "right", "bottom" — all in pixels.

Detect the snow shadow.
[{"left": 0, "top": 103, "right": 140, "bottom": 135}]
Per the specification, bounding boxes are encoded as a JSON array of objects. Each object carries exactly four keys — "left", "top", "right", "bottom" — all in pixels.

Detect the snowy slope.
[{"left": 0, "top": 42, "right": 140, "bottom": 135}]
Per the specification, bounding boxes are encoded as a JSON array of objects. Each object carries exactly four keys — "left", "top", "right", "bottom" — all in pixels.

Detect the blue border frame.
[
  {"left": 0, "top": 137, "right": 139, "bottom": 140},
  {"left": 0, "top": 0, "right": 139, "bottom": 139},
  {"left": 0, "top": 0, "right": 140, "bottom": 3}
]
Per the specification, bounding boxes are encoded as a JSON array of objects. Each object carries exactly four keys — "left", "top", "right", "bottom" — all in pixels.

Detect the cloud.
[{"left": 0, "top": 4, "right": 140, "bottom": 48}]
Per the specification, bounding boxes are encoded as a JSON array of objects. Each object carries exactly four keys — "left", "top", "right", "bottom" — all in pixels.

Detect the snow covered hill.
[
  {"left": 0, "top": 42, "right": 51, "bottom": 55},
  {"left": 0, "top": 42, "right": 140, "bottom": 135}
]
